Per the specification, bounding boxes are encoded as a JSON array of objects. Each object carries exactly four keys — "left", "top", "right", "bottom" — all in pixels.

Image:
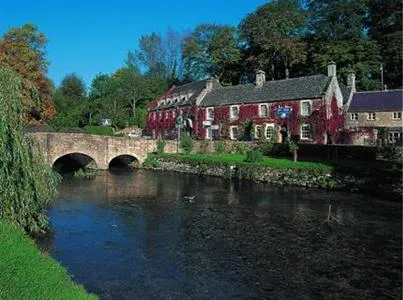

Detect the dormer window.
[
  {"left": 392, "top": 112, "right": 401, "bottom": 120},
  {"left": 206, "top": 107, "right": 214, "bottom": 120},
  {"left": 301, "top": 100, "right": 312, "bottom": 116},
  {"left": 367, "top": 113, "right": 376, "bottom": 120},
  {"left": 230, "top": 105, "right": 239, "bottom": 119}
]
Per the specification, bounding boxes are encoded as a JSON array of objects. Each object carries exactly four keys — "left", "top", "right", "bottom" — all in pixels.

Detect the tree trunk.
[{"left": 293, "top": 150, "right": 298, "bottom": 162}]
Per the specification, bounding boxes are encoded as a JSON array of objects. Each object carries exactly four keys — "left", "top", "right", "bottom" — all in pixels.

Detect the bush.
[
  {"left": 258, "top": 140, "right": 275, "bottom": 156},
  {"left": 143, "top": 155, "right": 160, "bottom": 168},
  {"left": 244, "top": 149, "right": 264, "bottom": 163},
  {"left": 214, "top": 141, "right": 226, "bottom": 154},
  {"left": 180, "top": 134, "right": 194, "bottom": 153},
  {"left": 156, "top": 139, "right": 166, "bottom": 154},
  {"left": 232, "top": 142, "right": 249, "bottom": 154},
  {"left": 84, "top": 126, "right": 114, "bottom": 136},
  {"left": 377, "top": 144, "right": 400, "bottom": 161}
]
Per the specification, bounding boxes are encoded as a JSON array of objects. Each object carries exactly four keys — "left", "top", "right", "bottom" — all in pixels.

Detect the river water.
[{"left": 37, "top": 170, "right": 402, "bottom": 299}]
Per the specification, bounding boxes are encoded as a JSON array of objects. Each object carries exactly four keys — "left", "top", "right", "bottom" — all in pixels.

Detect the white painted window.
[
  {"left": 350, "top": 113, "right": 358, "bottom": 120},
  {"left": 392, "top": 112, "right": 402, "bottom": 120},
  {"left": 230, "top": 126, "right": 239, "bottom": 140},
  {"left": 367, "top": 113, "right": 376, "bottom": 120},
  {"left": 259, "top": 104, "right": 268, "bottom": 117},
  {"left": 388, "top": 131, "right": 401, "bottom": 144},
  {"left": 265, "top": 124, "right": 275, "bottom": 140},
  {"left": 255, "top": 125, "right": 263, "bottom": 139},
  {"left": 301, "top": 100, "right": 312, "bottom": 116},
  {"left": 206, "top": 107, "right": 214, "bottom": 120},
  {"left": 300, "top": 124, "right": 312, "bottom": 140},
  {"left": 205, "top": 127, "right": 212, "bottom": 139},
  {"left": 230, "top": 105, "right": 239, "bottom": 119}
]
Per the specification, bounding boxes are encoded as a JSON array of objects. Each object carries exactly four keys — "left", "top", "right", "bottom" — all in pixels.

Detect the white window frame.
[
  {"left": 392, "top": 112, "right": 402, "bottom": 120},
  {"left": 255, "top": 125, "right": 263, "bottom": 139},
  {"left": 230, "top": 105, "right": 240, "bottom": 119},
  {"left": 367, "top": 112, "right": 376, "bottom": 120},
  {"left": 300, "top": 100, "right": 312, "bottom": 116},
  {"left": 265, "top": 124, "right": 275, "bottom": 140},
  {"left": 206, "top": 107, "right": 214, "bottom": 120},
  {"left": 300, "top": 124, "right": 312, "bottom": 140},
  {"left": 205, "top": 127, "right": 212, "bottom": 140},
  {"left": 230, "top": 126, "right": 239, "bottom": 140},
  {"left": 350, "top": 113, "right": 358, "bottom": 120},
  {"left": 259, "top": 104, "right": 269, "bottom": 117}
]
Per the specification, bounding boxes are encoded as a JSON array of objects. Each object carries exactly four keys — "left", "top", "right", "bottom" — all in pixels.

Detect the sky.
[{"left": 0, "top": 0, "right": 268, "bottom": 87}]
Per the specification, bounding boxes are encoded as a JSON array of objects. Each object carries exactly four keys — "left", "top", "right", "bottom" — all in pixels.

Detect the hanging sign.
[{"left": 276, "top": 107, "right": 292, "bottom": 119}]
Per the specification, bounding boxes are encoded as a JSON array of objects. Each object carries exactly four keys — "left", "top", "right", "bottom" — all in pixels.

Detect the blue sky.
[{"left": 0, "top": 0, "right": 268, "bottom": 87}]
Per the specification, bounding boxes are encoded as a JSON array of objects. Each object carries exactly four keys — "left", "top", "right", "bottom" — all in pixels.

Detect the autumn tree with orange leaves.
[{"left": 0, "top": 24, "right": 55, "bottom": 123}]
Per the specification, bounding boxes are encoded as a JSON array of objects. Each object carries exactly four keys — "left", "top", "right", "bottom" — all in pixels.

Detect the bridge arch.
[
  {"left": 108, "top": 154, "right": 140, "bottom": 170},
  {"left": 52, "top": 152, "right": 98, "bottom": 174}
]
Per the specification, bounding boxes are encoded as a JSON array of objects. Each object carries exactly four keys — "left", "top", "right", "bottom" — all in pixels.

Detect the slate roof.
[
  {"left": 200, "top": 75, "right": 331, "bottom": 107},
  {"left": 339, "top": 83, "right": 352, "bottom": 105},
  {"left": 348, "top": 89, "right": 403, "bottom": 112}
]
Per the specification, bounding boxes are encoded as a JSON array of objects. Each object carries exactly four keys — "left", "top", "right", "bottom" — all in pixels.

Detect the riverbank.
[
  {"left": 144, "top": 153, "right": 402, "bottom": 200},
  {"left": 0, "top": 220, "right": 97, "bottom": 300}
]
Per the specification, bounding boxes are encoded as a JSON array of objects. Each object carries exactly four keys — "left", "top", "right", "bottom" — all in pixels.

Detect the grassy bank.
[
  {"left": 0, "top": 220, "right": 97, "bottom": 300},
  {"left": 156, "top": 153, "right": 332, "bottom": 171}
]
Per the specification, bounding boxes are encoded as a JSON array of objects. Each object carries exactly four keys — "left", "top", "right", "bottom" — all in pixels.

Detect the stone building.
[
  {"left": 345, "top": 89, "right": 403, "bottom": 145},
  {"left": 146, "top": 62, "right": 353, "bottom": 144}
]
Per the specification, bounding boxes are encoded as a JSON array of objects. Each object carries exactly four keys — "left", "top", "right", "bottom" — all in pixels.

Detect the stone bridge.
[{"left": 29, "top": 132, "right": 177, "bottom": 169}]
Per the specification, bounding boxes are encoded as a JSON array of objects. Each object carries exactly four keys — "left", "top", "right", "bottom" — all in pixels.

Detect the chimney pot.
[
  {"left": 206, "top": 78, "right": 213, "bottom": 91},
  {"left": 347, "top": 72, "right": 356, "bottom": 91}
]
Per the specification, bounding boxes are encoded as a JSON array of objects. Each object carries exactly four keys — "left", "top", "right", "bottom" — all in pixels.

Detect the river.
[{"left": 37, "top": 169, "right": 402, "bottom": 299}]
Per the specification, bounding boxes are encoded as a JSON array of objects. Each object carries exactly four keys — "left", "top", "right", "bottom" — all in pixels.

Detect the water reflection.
[{"left": 38, "top": 170, "right": 402, "bottom": 299}]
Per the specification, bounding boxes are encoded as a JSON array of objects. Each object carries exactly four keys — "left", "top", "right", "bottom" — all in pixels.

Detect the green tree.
[
  {"left": 182, "top": 24, "right": 241, "bottom": 83},
  {"left": 0, "top": 24, "right": 56, "bottom": 122},
  {"left": 306, "top": 0, "right": 381, "bottom": 90},
  {"left": 0, "top": 66, "right": 59, "bottom": 234},
  {"left": 366, "top": 0, "right": 402, "bottom": 88},
  {"left": 239, "top": 0, "right": 307, "bottom": 80}
]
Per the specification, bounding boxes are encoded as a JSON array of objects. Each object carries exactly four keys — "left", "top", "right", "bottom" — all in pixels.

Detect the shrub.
[
  {"left": 84, "top": 125, "right": 114, "bottom": 136},
  {"left": 232, "top": 142, "right": 249, "bottom": 154},
  {"left": 377, "top": 144, "right": 400, "bottom": 161},
  {"left": 180, "top": 134, "right": 194, "bottom": 153},
  {"left": 143, "top": 154, "right": 160, "bottom": 168},
  {"left": 156, "top": 139, "right": 166, "bottom": 154},
  {"left": 258, "top": 140, "right": 275, "bottom": 156},
  {"left": 214, "top": 141, "right": 226, "bottom": 154},
  {"left": 244, "top": 149, "right": 264, "bottom": 163}
]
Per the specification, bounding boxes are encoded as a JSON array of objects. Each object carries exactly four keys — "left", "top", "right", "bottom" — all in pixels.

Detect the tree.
[
  {"left": 59, "top": 73, "right": 86, "bottom": 101},
  {"left": 239, "top": 0, "right": 307, "bottom": 80},
  {"left": 0, "top": 66, "right": 59, "bottom": 234},
  {"left": 366, "top": 0, "right": 402, "bottom": 88},
  {"left": 182, "top": 24, "right": 241, "bottom": 83},
  {"left": 0, "top": 24, "right": 56, "bottom": 122},
  {"left": 306, "top": 0, "right": 381, "bottom": 90}
]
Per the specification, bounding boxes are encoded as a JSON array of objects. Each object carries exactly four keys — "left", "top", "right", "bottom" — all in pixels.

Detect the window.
[
  {"left": 230, "top": 126, "right": 239, "bottom": 140},
  {"left": 259, "top": 104, "right": 268, "bottom": 117},
  {"left": 173, "top": 110, "right": 176, "bottom": 118},
  {"left": 392, "top": 112, "right": 402, "bottom": 120},
  {"left": 367, "top": 113, "right": 376, "bottom": 120},
  {"left": 205, "top": 127, "right": 212, "bottom": 140},
  {"left": 255, "top": 125, "right": 263, "bottom": 139},
  {"left": 265, "top": 124, "right": 275, "bottom": 140},
  {"left": 300, "top": 124, "right": 312, "bottom": 140},
  {"left": 230, "top": 105, "right": 239, "bottom": 119},
  {"left": 388, "top": 131, "right": 401, "bottom": 144},
  {"left": 153, "top": 113, "right": 156, "bottom": 121},
  {"left": 301, "top": 100, "right": 312, "bottom": 116},
  {"left": 350, "top": 113, "right": 358, "bottom": 120},
  {"left": 206, "top": 107, "right": 214, "bottom": 120}
]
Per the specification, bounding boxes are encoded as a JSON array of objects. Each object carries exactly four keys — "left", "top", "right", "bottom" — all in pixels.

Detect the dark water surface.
[{"left": 37, "top": 170, "right": 402, "bottom": 299}]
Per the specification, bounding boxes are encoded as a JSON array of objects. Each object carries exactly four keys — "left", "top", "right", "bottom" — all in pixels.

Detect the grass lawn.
[
  {"left": 157, "top": 153, "right": 332, "bottom": 171},
  {"left": 0, "top": 220, "right": 97, "bottom": 300}
]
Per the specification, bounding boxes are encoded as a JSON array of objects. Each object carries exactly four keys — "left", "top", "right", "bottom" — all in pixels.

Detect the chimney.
[
  {"left": 255, "top": 70, "right": 266, "bottom": 87},
  {"left": 206, "top": 78, "right": 213, "bottom": 91},
  {"left": 327, "top": 61, "right": 336, "bottom": 77},
  {"left": 347, "top": 72, "right": 356, "bottom": 91}
]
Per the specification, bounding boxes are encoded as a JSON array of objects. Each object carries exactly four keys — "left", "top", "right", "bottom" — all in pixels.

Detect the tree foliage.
[
  {"left": 0, "top": 66, "right": 59, "bottom": 234},
  {"left": 0, "top": 24, "right": 56, "bottom": 122},
  {"left": 182, "top": 24, "right": 241, "bottom": 83}
]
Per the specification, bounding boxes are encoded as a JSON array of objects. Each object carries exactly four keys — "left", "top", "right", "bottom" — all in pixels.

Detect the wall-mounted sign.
[
  {"left": 275, "top": 107, "right": 292, "bottom": 119},
  {"left": 202, "top": 120, "right": 212, "bottom": 126}
]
